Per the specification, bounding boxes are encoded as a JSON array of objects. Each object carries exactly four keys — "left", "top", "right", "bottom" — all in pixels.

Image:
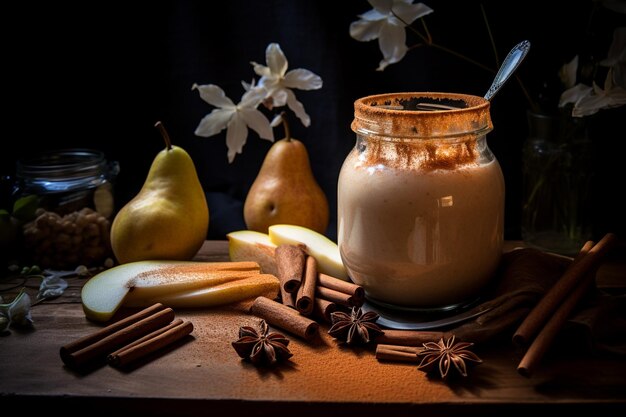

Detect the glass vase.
[{"left": 521, "top": 111, "right": 593, "bottom": 255}]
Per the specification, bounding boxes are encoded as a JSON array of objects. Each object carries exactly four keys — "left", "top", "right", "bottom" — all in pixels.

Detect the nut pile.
[{"left": 22, "top": 207, "right": 112, "bottom": 269}]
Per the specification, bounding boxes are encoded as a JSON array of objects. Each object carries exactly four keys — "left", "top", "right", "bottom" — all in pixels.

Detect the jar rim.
[
  {"left": 352, "top": 92, "right": 492, "bottom": 139},
  {"left": 16, "top": 148, "right": 107, "bottom": 179}
]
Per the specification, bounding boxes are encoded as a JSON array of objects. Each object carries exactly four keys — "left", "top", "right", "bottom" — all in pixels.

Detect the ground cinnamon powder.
[{"left": 352, "top": 92, "right": 492, "bottom": 171}]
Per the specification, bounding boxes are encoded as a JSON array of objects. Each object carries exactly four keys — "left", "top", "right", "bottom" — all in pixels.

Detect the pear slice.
[
  {"left": 227, "top": 230, "right": 278, "bottom": 275},
  {"left": 268, "top": 224, "right": 348, "bottom": 281},
  {"left": 126, "top": 274, "right": 280, "bottom": 308},
  {"left": 81, "top": 260, "right": 260, "bottom": 322}
]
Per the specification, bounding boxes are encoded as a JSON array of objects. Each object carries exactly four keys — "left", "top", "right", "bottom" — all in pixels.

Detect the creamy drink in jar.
[{"left": 338, "top": 92, "right": 504, "bottom": 310}]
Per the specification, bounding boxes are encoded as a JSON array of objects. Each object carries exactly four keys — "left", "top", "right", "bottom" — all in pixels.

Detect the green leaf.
[{"left": 12, "top": 195, "right": 39, "bottom": 222}]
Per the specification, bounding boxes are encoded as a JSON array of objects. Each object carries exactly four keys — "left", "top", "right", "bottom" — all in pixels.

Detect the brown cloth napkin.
[{"left": 447, "top": 248, "right": 626, "bottom": 355}]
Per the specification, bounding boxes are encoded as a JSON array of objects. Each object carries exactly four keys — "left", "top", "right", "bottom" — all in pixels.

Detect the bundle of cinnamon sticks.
[
  {"left": 248, "top": 244, "right": 365, "bottom": 341},
  {"left": 514, "top": 233, "right": 617, "bottom": 376},
  {"left": 60, "top": 303, "right": 193, "bottom": 370}
]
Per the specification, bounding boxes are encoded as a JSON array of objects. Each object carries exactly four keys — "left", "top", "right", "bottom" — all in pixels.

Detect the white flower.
[
  {"left": 560, "top": 69, "right": 626, "bottom": 117},
  {"left": 350, "top": 0, "right": 433, "bottom": 71},
  {"left": 193, "top": 84, "right": 274, "bottom": 163},
  {"left": 0, "top": 289, "right": 33, "bottom": 331},
  {"left": 251, "top": 43, "right": 323, "bottom": 127},
  {"left": 559, "top": 27, "right": 626, "bottom": 117}
]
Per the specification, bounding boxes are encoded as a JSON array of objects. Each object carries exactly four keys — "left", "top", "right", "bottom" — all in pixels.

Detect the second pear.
[{"left": 244, "top": 136, "right": 329, "bottom": 234}]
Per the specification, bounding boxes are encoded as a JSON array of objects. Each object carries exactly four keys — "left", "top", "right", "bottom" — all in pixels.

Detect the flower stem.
[
  {"left": 480, "top": 3, "right": 500, "bottom": 67},
  {"left": 394, "top": 11, "right": 495, "bottom": 74},
  {"left": 429, "top": 43, "right": 496, "bottom": 74}
]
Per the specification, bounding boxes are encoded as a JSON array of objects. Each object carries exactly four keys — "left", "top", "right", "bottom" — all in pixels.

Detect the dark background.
[{"left": 1, "top": 0, "right": 624, "bottom": 241}]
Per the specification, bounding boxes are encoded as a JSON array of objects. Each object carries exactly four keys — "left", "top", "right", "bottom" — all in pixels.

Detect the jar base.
[{"left": 361, "top": 296, "right": 484, "bottom": 330}]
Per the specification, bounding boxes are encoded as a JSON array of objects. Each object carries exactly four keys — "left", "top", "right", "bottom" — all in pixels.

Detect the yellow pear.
[
  {"left": 110, "top": 122, "right": 209, "bottom": 264},
  {"left": 244, "top": 125, "right": 329, "bottom": 234}
]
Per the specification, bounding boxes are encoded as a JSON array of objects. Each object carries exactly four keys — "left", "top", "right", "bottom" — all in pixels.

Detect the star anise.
[
  {"left": 416, "top": 335, "right": 482, "bottom": 379},
  {"left": 232, "top": 319, "right": 292, "bottom": 366},
  {"left": 328, "top": 307, "right": 383, "bottom": 345}
]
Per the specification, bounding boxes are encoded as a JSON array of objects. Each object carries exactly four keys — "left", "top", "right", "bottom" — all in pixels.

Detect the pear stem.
[
  {"left": 280, "top": 112, "right": 291, "bottom": 142},
  {"left": 155, "top": 121, "right": 172, "bottom": 150}
]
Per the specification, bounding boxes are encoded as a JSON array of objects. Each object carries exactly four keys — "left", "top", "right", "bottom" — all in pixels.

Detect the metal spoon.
[{"left": 484, "top": 40, "right": 531, "bottom": 101}]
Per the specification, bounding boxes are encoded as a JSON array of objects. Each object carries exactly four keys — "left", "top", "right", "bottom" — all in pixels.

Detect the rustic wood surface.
[{"left": 1, "top": 241, "right": 624, "bottom": 417}]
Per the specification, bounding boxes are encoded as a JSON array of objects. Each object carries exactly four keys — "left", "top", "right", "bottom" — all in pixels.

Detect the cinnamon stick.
[
  {"left": 318, "top": 273, "right": 364, "bottom": 302},
  {"left": 513, "top": 233, "right": 617, "bottom": 346},
  {"left": 108, "top": 319, "right": 194, "bottom": 368},
  {"left": 61, "top": 307, "right": 175, "bottom": 369},
  {"left": 296, "top": 255, "right": 318, "bottom": 316},
  {"left": 60, "top": 303, "right": 167, "bottom": 357},
  {"left": 108, "top": 318, "right": 184, "bottom": 357},
  {"left": 313, "top": 297, "right": 339, "bottom": 323},
  {"left": 275, "top": 244, "right": 306, "bottom": 293},
  {"left": 316, "top": 286, "right": 363, "bottom": 307},
  {"left": 376, "top": 344, "right": 421, "bottom": 363},
  {"left": 376, "top": 329, "right": 444, "bottom": 346},
  {"left": 250, "top": 296, "right": 319, "bottom": 341},
  {"left": 280, "top": 288, "right": 296, "bottom": 308},
  {"left": 517, "top": 267, "right": 597, "bottom": 377}
]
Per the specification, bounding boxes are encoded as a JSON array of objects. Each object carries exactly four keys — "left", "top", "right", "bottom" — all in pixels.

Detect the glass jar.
[
  {"left": 14, "top": 149, "right": 119, "bottom": 269},
  {"left": 521, "top": 111, "right": 593, "bottom": 255},
  {"left": 15, "top": 149, "right": 119, "bottom": 217},
  {"left": 338, "top": 92, "right": 504, "bottom": 311}
]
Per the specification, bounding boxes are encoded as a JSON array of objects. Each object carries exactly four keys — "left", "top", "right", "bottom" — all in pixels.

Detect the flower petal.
[
  {"left": 37, "top": 273, "right": 68, "bottom": 300},
  {"left": 239, "top": 108, "right": 274, "bottom": 142},
  {"left": 3, "top": 290, "right": 33, "bottom": 327},
  {"left": 225, "top": 114, "right": 248, "bottom": 163},
  {"left": 266, "top": 43, "right": 288, "bottom": 77},
  {"left": 269, "top": 88, "right": 288, "bottom": 107},
  {"left": 368, "top": 0, "right": 393, "bottom": 14},
  {"left": 270, "top": 113, "right": 283, "bottom": 127},
  {"left": 559, "top": 55, "right": 578, "bottom": 89},
  {"left": 251, "top": 61, "right": 271, "bottom": 78},
  {"left": 376, "top": 21, "right": 408, "bottom": 71},
  {"left": 573, "top": 85, "right": 626, "bottom": 117},
  {"left": 194, "top": 108, "right": 233, "bottom": 137},
  {"left": 393, "top": 2, "right": 433, "bottom": 25},
  {"left": 600, "top": 27, "right": 626, "bottom": 67},
  {"left": 350, "top": 19, "right": 384, "bottom": 42},
  {"left": 239, "top": 86, "right": 267, "bottom": 108},
  {"left": 241, "top": 78, "right": 256, "bottom": 91},
  {"left": 192, "top": 84, "right": 235, "bottom": 108},
  {"left": 559, "top": 83, "right": 593, "bottom": 107},
  {"left": 283, "top": 69, "right": 323, "bottom": 90},
  {"left": 285, "top": 88, "right": 311, "bottom": 127}
]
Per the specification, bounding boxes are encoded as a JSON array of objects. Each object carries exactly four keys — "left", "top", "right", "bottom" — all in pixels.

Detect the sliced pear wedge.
[
  {"left": 81, "top": 260, "right": 261, "bottom": 322},
  {"left": 126, "top": 274, "right": 280, "bottom": 308},
  {"left": 227, "top": 230, "right": 278, "bottom": 275},
  {"left": 268, "top": 224, "right": 348, "bottom": 281}
]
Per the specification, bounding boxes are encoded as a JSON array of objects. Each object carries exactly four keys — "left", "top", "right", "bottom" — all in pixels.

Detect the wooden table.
[{"left": 1, "top": 241, "right": 625, "bottom": 416}]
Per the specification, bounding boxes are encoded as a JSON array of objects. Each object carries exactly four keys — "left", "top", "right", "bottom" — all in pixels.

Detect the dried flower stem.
[
  {"left": 395, "top": 11, "right": 495, "bottom": 74},
  {"left": 394, "top": 8, "right": 537, "bottom": 110}
]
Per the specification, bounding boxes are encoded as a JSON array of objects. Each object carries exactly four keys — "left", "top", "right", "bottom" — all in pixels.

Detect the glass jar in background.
[
  {"left": 521, "top": 111, "right": 593, "bottom": 256},
  {"left": 14, "top": 149, "right": 120, "bottom": 269},
  {"left": 338, "top": 92, "right": 504, "bottom": 311}
]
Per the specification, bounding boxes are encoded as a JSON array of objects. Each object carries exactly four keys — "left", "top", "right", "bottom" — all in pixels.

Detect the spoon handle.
[{"left": 484, "top": 40, "right": 531, "bottom": 101}]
